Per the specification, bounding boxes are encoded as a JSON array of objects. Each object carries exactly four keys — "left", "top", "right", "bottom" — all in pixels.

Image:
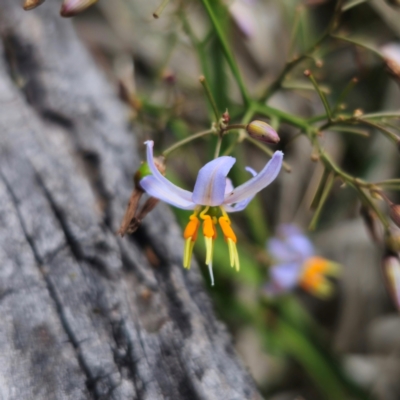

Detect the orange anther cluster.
[
  {"left": 219, "top": 217, "right": 237, "bottom": 243},
  {"left": 202, "top": 216, "right": 217, "bottom": 239},
  {"left": 183, "top": 215, "right": 200, "bottom": 241}
]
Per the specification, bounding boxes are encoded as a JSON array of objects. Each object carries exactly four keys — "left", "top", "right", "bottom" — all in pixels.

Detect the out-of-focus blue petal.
[
  {"left": 268, "top": 238, "right": 297, "bottom": 263},
  {"left": 140, "top": 176, "right": 196, "bottom": 210},
  {"left": 145, "top": 141, "right": 193, "bottom": 202},
  {"left": 268, "top": 223, "right": 314, "bottom": 263},
  {"left": 286, "top": 234, "right": 314, "bottom": 260},
  {"left": 224, "top": 151, "right": 283, "bottom": 204},
  {"left": 264, "top": 262, "right": 301, "bottom": 296},
  {"left": 224, "top": 167, "right": 257, "bottom": 213},
  {"left": 277, "top": 224, "right": 302, "bottom": 238},
  {"left": 192, "top": 156, "right": 236, "bottom": 206}
]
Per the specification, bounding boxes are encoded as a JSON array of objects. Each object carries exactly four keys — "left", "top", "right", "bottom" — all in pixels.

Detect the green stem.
[
  {"left": 246, "top": 136, "right": 292, "bottom": 173},
  {"left": 200, "top": 0, "right": 251, "bottom": 106},
  {"left": 306, "top": 71, "right": 332, "bottom": 120},
  {"left": 309, "top": 172, "right": 334, "bottom": 230},
  {"left": 331, "top": 34, "right": 384, "bottom": 58},
  {"left": 214, "top": 135, "right": 223, "bottom": 158},
  {"left": 342, "top": 0, "right": 369, "bottom": 12},
  {"left": 162, "top": 129, "right": 214, "bottom": 157},
  {"left": 153, "top": 0, "right": 170, "bottom": 18},
  {"left": 199, "top": 75, "right": 220, "bottom": 122}
]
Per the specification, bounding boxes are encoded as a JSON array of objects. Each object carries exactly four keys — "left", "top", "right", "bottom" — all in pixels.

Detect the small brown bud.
[
  {"left": 60, "top": 0, "right": 98, "bottom": 17},
  {"left": 353, "top": 109, "right": 363, "bottom": 118},
  {"left": 222, "top": 109, "right": 230, "bottom": 124},
  {"left": 246, "top": 120, "right": 280, "bottom": 144},
  {"left": 161, "top": 69, "right": 176, "bottom": 85},
  {"left": 315, "top": 59, "right": 323, "bottom": 68},
  {"left": 303, "top": 69, "right": 311, "bottom": 77},
  {"left": 310, "top": 153, "right": 319, "bottom": 162},
  {"left": 23, "top": 0, "right": 45, "bottom": 10}
]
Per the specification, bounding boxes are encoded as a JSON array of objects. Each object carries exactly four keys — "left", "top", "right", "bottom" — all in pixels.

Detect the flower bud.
[
  {"left": 381, "top": 43, "right": 400, "bottom": 83},
  {"left": 60, "top": 0, "right": 98, "bottom": 17},
  {"left": 382, "top": 255, "right": 400, "bottom": 310},
  {"left": 246, "top": 120, "right": 280, "bottom": 144},
  {"left": 23, "top": 0, "right": 45, "bottom": 10}
]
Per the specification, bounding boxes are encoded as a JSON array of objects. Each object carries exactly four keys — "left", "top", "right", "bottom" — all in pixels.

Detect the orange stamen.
[
  {"left": 183, "top": 215, "right": 200, "bottom": 241},
  {"left": 219, "top": 216, "right": 237, "bottom": 243},
  {"left": 203, "top": 216, "right": 215, "bottom": 238}
]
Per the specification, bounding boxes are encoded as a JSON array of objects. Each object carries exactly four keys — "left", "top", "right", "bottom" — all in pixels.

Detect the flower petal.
[
  {"left": 140, "top": 176, "right": 196, "bottom": 210},
  {"left": 264, "top": 262, "right": 301, "bottom": 296},
  {"left": 223, "top": 151, "right": 283, "bottom": 204},
  {"left": 224, "top": 178, "right": 234, "bottom": 195},
  {"left": 192, "top": 156, "right": 236, "bottom": 206},
  {"left": 224, "top": 167, "right": 257, "bottom": 212},
  {"left": 145, "top": 140, "right": 193, "bottom": 202},
  {"left": 286, "top": 234, "right": 314, "bottom": 260}
]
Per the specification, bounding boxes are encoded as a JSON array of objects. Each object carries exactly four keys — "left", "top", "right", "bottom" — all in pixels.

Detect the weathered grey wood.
[{"left": 0, "top": 1, "right": 262, "bottom": 399}]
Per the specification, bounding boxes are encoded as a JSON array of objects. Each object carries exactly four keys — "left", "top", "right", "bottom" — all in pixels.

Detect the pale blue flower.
[
  {"left": 140, "top": 140, "right": 283, "bottom": 285},
  {"left": 266, "top": 224, "right": 339, "bottom": 297}
]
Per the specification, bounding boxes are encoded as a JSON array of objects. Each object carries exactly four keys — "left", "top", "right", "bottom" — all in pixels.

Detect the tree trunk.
[{"left": 0, "top": 1, "right": 262, "bottom": 399}]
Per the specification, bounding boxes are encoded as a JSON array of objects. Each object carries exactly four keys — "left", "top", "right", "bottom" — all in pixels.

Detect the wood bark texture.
[{"left": 0, "top": 1, "right": 262, "bottom": 399}]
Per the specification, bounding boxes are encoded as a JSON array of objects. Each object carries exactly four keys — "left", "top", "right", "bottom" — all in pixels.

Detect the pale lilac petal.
[
  {"left": 381, "top": 43, "right": 400, "bottom": 66},
  {"left": 192, "top": 156, "right": 236, "bottom": 206},
  {"left": 286, "top": 235, "right": 314, "bottom": 260},
  {"left": 277, "top": 224, "right": 302, "bottom": 237},
  {"left": 225, "top": 178, "right": 234, "bottom": 195},
  {"left": 264, "top": 263, "right": 301, "bottom": 296},
  {"left": 145, "top": 141, "right": 193, "bottom": 202},
  {"left": 223, "top": 151, "right": 283, "bottom": 205},
  {"left": 224, "top": 167, "right": 257, "bottom": 212},
  {"left": 140, "top": 176, "right": 196, "bottom": 210},
  {"left": 229, "top": 0, "right": 255, "bottom": 38},
  {"left": 270, "top": 263, "right": 301, "bottom": 290},
  {"left": 268, "top": 238, "right": 296, "bottom": 263}
]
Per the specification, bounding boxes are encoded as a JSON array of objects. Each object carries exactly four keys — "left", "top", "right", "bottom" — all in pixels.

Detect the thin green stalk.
[
  {"left": 362, "top": 111, "right": 400, "bottom": 120},
  {"left": 162, "top": 129, "right": 214, "bottom": 157},
  {"left": 331, "top": 34, "right": 384, "bottom": 58},
  {"left": 342, "top": 0, "right": 369, "bottom": 12},
  {"left": 252, "top": 102, "right": 311, "bottom": 131},
  {"left": 199, "top": 75, "right": 220, "bottom": 122},
  {"left": 359, "top": 119, "right": 400, "bottom": 143},
  {"left": 277, "top": 319, "right": 350, "bottom": 400},
  {"left": 200, "top": 0, "right": 251, "bottom": 106},
  {"left": 309, "top": 172, "right": 334, "bottom": 230},
  {"left": 179, "top": 11, "right": 211, "bottom": 88},
  {"left": 246, "top": 136, "right": 292, "bottom": 173},
  {"left": 332, "top": 77, "right": 358, "bottom": 115},
  {"left": 260, "top": 0, "right": 345, "bottom": 102},
  {"left": 153, "top": 0, "right": 170, "bottom": 18},
  {"left": 353, "top": 185, "right": 389, "bottom": 229},
  {"left": 305, "top": 71, "right": 332, "bottom": 120},
  {"left": 214, "top": 135, "right": 223, "bottom": 158}
]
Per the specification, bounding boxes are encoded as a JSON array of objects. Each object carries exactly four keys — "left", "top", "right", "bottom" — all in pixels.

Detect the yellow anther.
[
  {"left": 227, "top": 238, "right": 240, "bottom": 271},
  {"left": 218, "top": 216, "right": 237, "bottom": 243},
  {"left": 183, "top": 238, "right": 196, "bottom": 269},
  {"left": 205, "top": 237, "right": 213, "bottom": 265},
  {"left": 183, "top": 215, "right": 200, "bottom": 241}
]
